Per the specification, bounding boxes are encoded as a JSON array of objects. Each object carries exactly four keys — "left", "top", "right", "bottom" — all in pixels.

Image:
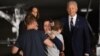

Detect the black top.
[
  {"left": 19, "top": 20, "right": 26, "bottom": 35},
  {"left": 15, "top": 29, "right": 47, "bottom": 56}
]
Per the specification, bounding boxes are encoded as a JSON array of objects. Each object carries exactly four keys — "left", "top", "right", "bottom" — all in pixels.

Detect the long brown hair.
[{"left": 27, "top": 6, "right": 39, "bottom": 20}]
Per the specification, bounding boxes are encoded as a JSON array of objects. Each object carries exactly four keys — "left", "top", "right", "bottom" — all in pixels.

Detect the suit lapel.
[
  {"left": 73, "top": 15, "right": 80, "bottom": 33},
  {"left": 64, "top": 16, "right": 80, "bottom": 35},
  {"left": 66, "top": 17, "right": 70, "bottom": 32}
]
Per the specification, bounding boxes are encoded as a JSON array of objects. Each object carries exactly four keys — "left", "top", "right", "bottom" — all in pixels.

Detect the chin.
[{"left": 70, "top": 14, "right": 75, "bottom": 16}]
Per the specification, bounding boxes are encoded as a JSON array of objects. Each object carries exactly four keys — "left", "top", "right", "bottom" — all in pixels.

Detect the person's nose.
[{"left": 69, "top": 8, "right": 73, "bottom": 12}]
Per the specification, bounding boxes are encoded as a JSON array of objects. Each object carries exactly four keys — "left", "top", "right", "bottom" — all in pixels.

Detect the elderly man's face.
[{"left": 67, "top": 4, "right": 78, "bottom": 17}]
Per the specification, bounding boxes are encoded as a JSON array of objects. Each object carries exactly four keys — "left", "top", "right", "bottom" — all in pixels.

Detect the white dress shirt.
[{"left": 68, "top": 14, "right": 77, "bottom": 30}]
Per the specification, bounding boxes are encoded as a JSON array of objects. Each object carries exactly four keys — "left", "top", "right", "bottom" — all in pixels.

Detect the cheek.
[
  {"left": 72, "top": 8, "right": 77, "bottom": 13},
  {"left": 35, "top": 22, "right": 37, "bottom": 25},
  {"left": 68, "top": 8, "right": 77, "bottom": 13},
  {"left": 70, "top": 9, "right": 75, "bottom": 13},
  {"left": 45, "top": 26, "right": 50, "bottom": 31},
  {"left": 32, "top": 13, "right": 35, "bottom": 16},
  {"left": 44, "top": 27, "right": 47, "bottom": 30}
]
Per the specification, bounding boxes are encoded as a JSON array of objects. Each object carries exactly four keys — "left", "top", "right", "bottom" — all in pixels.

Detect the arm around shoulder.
[{"left": 44, "top": 38, "right": 54, "bottom": 47}]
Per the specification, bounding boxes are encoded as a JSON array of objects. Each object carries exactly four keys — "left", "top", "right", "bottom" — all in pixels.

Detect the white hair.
[{"left": 67, "top": 1, "right": 78, "bottom": 8}]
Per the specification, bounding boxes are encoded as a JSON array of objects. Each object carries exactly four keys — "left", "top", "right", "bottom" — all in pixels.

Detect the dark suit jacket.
[{"left": 61, "top": 15, "right": 90, "bottom": 56}]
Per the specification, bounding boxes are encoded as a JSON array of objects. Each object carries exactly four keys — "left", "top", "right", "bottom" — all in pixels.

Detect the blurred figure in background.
[
  {"left": 27, "top": 6, "right": 39, "bottom": 19},
  {"left": 19, "top": 6, "right": 39, "bottom": 35}
]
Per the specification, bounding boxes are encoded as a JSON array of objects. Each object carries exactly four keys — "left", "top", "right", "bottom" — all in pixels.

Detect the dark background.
[{"left": 0, "top": 0, "right": 99, "bottom": 56}]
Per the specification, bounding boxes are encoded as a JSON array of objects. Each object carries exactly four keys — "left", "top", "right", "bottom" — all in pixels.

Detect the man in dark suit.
[{"left": 61, "top": 1, "right": 90, "bottom": 56}]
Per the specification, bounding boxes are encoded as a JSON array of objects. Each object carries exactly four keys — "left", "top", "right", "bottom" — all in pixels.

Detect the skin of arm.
[
  {"left": 44, "top": 38, "right": 54, "bottom": 47},
  {"left": 12, "top": 46, "right": 19, "bottom": 54}
]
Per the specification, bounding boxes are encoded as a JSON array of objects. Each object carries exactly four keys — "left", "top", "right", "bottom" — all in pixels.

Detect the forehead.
[
  {"left": 32, "top": 7, "right": 37, "bottom": 9},
  {"left": 44, "top": 21, "right": 50, "bottom": 24},
  {"left": 68, "top": 4, "right": 76, "bottom": 8},
  {"left": 32, "top": 8, "right": 38, "bottom": 11},
  {"left": 44, "top": 21, "right": 51, "bottom": 25},
  {"left": 67, "top": 1, "right": 77, "bottom": 8}
]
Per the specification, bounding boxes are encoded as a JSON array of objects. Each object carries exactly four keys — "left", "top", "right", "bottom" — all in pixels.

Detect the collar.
[
  {"left": 68, "top": 14, "right": 77, "bottom": 20},
  {"left": 68, "top": 14, "right": 77, "bottom": 26}
]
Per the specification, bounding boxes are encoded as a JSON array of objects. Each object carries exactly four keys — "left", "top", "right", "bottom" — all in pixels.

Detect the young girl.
[{"left": 47, "top": 19, "right": 65, "bottom": 56}]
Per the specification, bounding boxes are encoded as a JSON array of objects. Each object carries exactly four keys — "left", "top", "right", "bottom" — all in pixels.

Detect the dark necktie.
[{"left": 70, "top": 18, "right": 74, "bottom": 32}]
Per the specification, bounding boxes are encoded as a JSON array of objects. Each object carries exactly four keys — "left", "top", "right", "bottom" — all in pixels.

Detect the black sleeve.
[
  {"left": 83, "top": 19, "right": 91, "bottom": 54},
  {"left": 19, "top": 21, "right": 26, "bottom": 35},
  {"left": 52, "top": 37, "right": 63, "bottom": 51},
  {"left": 15, "top": 34, "right": 24, "bottom": 49},
  {"left": 40, "top": 31, "right": 48, "bottom": 42}
]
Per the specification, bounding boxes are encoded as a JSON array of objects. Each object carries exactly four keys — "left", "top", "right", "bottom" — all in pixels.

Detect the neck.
[
  {"left": 70, "top": 14, "right": 77, "bottom": 17},
  {"left": 27, "top": 25, "right": 35, "bottom": 30}
]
